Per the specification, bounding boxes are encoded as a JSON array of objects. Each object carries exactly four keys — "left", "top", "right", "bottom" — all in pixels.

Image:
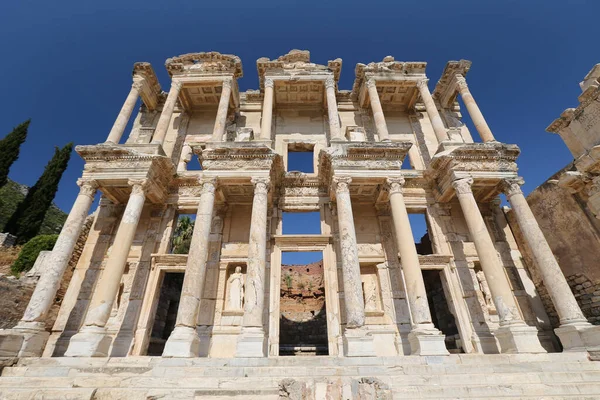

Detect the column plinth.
[
  {"left": 65, "top": 179, "right": 148, "bottom": 357},
  {"left": 502, "top": 179, "right": 600, "bottom": 352},
  {"left": 325, "top": 77, "right": 343, "bottom": 141},
  {"left": 211, "top": 78, "right": 233, "bottom": 142},
  {"left": 386, "top": 178, "right": 448, "bottom": 356},
  {"left": 453, "top": 178, "right": 544, "bottom": 353},
  {"left": 106, "top": 81, "right": 143, "bottom": 144},
  {"left": 366, "top": 79, "right": 390, "bottom": 142},
  {"left": 259, "top": 78, "right": 274, "bottom": 141},
  {"left": 236, "top": 177, "right": 270, "bottom": 357},
  {"left": 163, "top": 178, "right": 218, "bottom": 357},
  {"left": 152, "top": 80, "right": 182, "bottom": 145},
  {"left": 455, "top": 76, "right": 495, "bottom": 142},
  {"left": 417, "top": 79, "right": 448, "bottom": 144}
]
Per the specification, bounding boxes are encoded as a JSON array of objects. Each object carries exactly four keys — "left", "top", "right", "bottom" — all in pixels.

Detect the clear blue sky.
[{"left": 1, "top": 0, "right": 597, "bottom": 219}]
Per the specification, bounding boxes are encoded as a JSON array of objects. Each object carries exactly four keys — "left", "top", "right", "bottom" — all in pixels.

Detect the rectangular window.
[
  {"left": 282, "top": 211, "right": 321, "bottom": 235},
  {"left": 287, "top": 143, "right": 314, "bottom": 173},
  {"left": 170, "top": 213, "right": 196, "bottom": 254},
  {"left": 408, "top": 212, "right": 432, "bottom": 255}
]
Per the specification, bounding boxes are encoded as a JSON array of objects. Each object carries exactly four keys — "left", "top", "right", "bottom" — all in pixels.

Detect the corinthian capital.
[
  {"left": 251, "top": 177, "right": 270, "bottom": 195},
  {"left": 452, "top": 177, "right": 474, "bottom": 195},
  {"left": 332, "top": 176, "right": 352, "bottom": 193},
  {"left": 264, "top": 78, "right": 274, "bottom": 89},
  {"left": 385, "top": 177, "right": 406, "bottom": 195},
  {"left": 222, "top": 78, "right": 233, "bottom": 90},
  {"left": 500, "top": 178, "right": 524, "bottom": 199},
  {"left": 131, "top": 79, "right": 145, "bottom": 92},
  {"left": 77, "top": 179, "right": 99, "bottom": 199},
  {"left": 366, "top": 78, "right": 377, "bottom": 89},
  {"left": 171, "top": 80, "right": 183, "bottom": 91},
  {"left": 325, "top": 76, "right": 336, "bottom": 89},
  {"left": 128, "top": 178, "right": 150, "bottom": 196},
  {"left": 455, "top": 75, "right": 468, "bottom": 92},
  {"left": 416, "top": 79, "right": 429, "bottom": 90},
  {"left": 199, "top": 177, "right": 218, "bottom": 195}
]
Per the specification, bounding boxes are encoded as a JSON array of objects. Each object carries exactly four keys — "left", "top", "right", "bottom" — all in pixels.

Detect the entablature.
[{"left": 432, "top": 59, "right": 471, "bottom": 109}]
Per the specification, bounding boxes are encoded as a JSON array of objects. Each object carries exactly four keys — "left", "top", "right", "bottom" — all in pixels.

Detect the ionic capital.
[
  {"left": 264, "top": 78, "right": 274, "bottom": 89},
  {"left": 366, "top": 78, "right": 377, "bottom": 89},
  {"left": 385, "top": 177, "right": 406, "bottom": 195},
  {"left": 325, "top": 76, "right": 336, "bottom": 90},
  {"left": 128, "top": 178, "right": 150, "bottom": 196},
  {"left": 416, "top": 79, "right": 429, "bottom": 90},
  {"left": 500, "top": 178, "right": 525, "bottom": 199},
  {"left": 251, "top": 177, "right": 270, "bottom": 195},
  {"left": 455, "top": 75, "right": 469, "bottom": 92},
  {"left": 199, "top": 177, "right": 218, "bottom": 194},
  {"left": 77, "top": 179, "right": 99, "bottom": 199},
  {"left": 222, "top": 78, "right": 233, "bottom": 90},
  {"left": 452, "top": 177, "right": 474, "bottom": 195},
  {"left": 332, "top": 176, "right": 352, "bottom": 193}
]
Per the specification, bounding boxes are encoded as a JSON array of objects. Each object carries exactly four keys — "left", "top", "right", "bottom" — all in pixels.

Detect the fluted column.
[
  {"left": 152, "top": 80, "right": 182, "bottom": 145},
  {"left": 455, "top": 75, "right": 495, "bottom": 142},
  {"left": 366, "top": 79, "right": 390, "bottom": 141},
  {"left": 106, "top": 80, "right": 143, "bottom": 143},
  {"left": 260, "top": 78, "right": 274, "bottom": 140},
  {"left": 325, "top": 77, "right": 343, "bottom": 141},
  {"left": 212, "top": 78, "right": 233, "bottom": 142},
  {"left": 163, "top": 177, "right": 217, "bottom": 357},
  {"left": 236, "top": 177, "right": 270, "bottom": 357},
  {"left": 417, "top": 79, "right": 448, "bottom": 143},
  {"left": 65, "top": 179, "right": 149, "bottom": 357},
  {"left": 453, "top": 178, "right": 544, "bottom": 353}
]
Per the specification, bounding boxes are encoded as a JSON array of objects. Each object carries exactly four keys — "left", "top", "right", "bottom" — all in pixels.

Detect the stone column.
[
  {"left": 366, "top": 79, "right": 390, "bottom": 141},
  {"left": 177, "top": 144, "right": 193, "bottom": 172},
  {"left": 106, "top": 80, "right": 143, "bottom": 144},
  {"left": 211, "top": 78, "right": 233, "bottom": 142},
  {"left": 452, "top": 178, "right": 544, "bottom": 353},
  {"left": 152, "top": 80, "right": 182, "bottom": 145},
  {"left": 332, "top": 176, "right": 375, "bottom": 356},
  {"left": 455, "top": 75, "right": 495, "bottom": 142},
  {"left": 386, "top": 178, "right": 448, "bottom": 355},
  {"left": 325, "top": 77, "right": 343, "bottom": 141},
  {"left": 65, "top": 179, "right": 148, "bottom": 357},
  {"left": 502, "top": 179, "right": 600, "bottom": 351},
  {"left": 163, "top": 177, "right": 217, "bottom": 357},
  {"left": 416, "top": 79, "right": 448, "bottom": 143},
  {"left": 259, "top": 78, "right": 274, "bottom": 140},
  {"left": 11, "top": 179, "right": 98, "bottom": 356},
  {"left": 236, "top": 177, "right": 270, "bottom": 357}
]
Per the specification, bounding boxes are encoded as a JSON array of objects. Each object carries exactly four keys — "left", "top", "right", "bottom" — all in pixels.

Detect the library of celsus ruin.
[{"left": 1, "top": 50, "right": 600, "bottom": 399}]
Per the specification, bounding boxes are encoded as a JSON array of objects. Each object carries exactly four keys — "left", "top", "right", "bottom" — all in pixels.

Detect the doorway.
[{"left": 147, "top": 272, "right": 184, "bottom": 356}]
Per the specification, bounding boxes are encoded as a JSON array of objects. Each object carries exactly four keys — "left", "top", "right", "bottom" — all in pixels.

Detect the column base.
[
  {"left": 343, "top": 327, "right": 376, "bottom": 357},
  {"left": 162, "top": 326, "right": 201, "bottom": 358},
  {"left": 235, "top": 327, "right": 266, "bottom": 357},
  {"left": 408, "top": 325, "right": 449, "bottom": 356},
  {"left": 494, "top": 323, "right": 546, "bottom": 354},
  {"left": 64, "top": 326, "right": 112, "bottom": 357},
  {"left": 555, "top": 321, "right": 600, "bottom": 352},
  {"left": 9, "top": 321, "right": 50, "bottom": 357}
]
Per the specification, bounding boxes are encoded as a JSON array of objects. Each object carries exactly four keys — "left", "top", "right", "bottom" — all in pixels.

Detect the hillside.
[{"left": 0, "top": 179, "right": 67, "bottom": 235}]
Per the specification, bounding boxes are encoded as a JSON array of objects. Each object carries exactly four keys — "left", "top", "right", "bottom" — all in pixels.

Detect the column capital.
[
  {"left": 222, "top": 78, "right": 233, "bottom": 89},
  {"left": 366, "top": 78, "right": 377, "bottom": 89},
  {"left": 76, "top": 179, "right": 99, "bottom": 199},
  {"left": 500, "top": 178, "right": 525, "bottom": 199},
  {"left": 199, "top": 177, "right": 218, "bottom": 194},
  {"left": 385, "top": 177, "right": 406, "bottom": 195},
  {"left": 332, "top": 176, "right": 352, "bottom": 193},
  {"left": 325, "top": 76, "right": 336, "bottom": 89},
  {"left": 452, "top": 177, "right": 474, "bottom": 195},
  {"left": 251, "top": 177, "right": 270, "bottom": 194},
  {"left": 416, "top": 79, "right": 430, "bottom": 89},
  {"left": 171, "top": 80, "right": 183, "bottom": 90},
  {"left": 131, "top": 79, "right": 145, "bottom": 92},
  {"left": 264, "top": 78, "right": 274, "bottom": 89},
  {"left": 128, "top": 178, "right": 150, "bottom": 195},
  {"left": 455, "top": 75, "right": 468, "bottom": 91}
]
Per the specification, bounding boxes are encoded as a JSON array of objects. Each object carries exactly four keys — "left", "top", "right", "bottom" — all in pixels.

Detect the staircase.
[{"left": 0, "top": 352, "right": 599, "bottom": 399}]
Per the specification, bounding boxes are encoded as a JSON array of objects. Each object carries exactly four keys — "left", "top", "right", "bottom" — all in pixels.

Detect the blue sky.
[{"left": 1, "top": 1, "right": 598, "bottom": 232}]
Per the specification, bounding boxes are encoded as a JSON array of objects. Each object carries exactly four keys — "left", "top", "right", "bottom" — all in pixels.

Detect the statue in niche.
[
  {"left": 362, "top": 275, "right": 380, "bottom": 312},
  {"left": 476, "top": 270, "right": 496, "bottom": 314},
  {"left": 226, "top": 266, "right": 245, "bottom": 311}
]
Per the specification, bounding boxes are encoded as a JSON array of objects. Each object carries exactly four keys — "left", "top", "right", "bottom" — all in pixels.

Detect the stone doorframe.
[{"left": 269, "top": 234, "right": 341, "bottom": 357}]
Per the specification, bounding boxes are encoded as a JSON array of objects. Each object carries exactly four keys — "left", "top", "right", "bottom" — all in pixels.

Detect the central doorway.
[{"left": 279, "top": 251, "right": 328, "bottom": 356}]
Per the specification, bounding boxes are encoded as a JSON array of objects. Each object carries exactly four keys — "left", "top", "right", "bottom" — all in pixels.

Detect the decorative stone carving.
[{"left": 226, "top": 267, "right": 245, "bottom": 311}]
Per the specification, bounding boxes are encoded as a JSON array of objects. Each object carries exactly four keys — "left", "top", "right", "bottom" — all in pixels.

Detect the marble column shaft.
[
  {"left": 106, "top": 80, "right": 143, "bottom": 144},
  {"left": 325, "top": 77, "right": 343, "bottom": 141},
  {"left": 455, "top": 75, "right": 495, "bottom": 142},
  {"left": 212, "top": 78, "right": 233, "bottom": 142},
  {"left": 260, "top": 78, "right": 274, "bottom": 140},
  {"left": 19, "top": 179, "right": 98, "bottom": 326},
  {"left": 452, "top": 178, "right": 520, "bottom": 325},
  {"left": 242, "top": 177, "right": 270, "bottom": 328},
  {"left": 417, "top": 79, "right": 448, "bottom": 143},
  {"left": 366, "top": 79, "right": 390, "bottom": 141},
  {"left": 386, "top": 178, "right": 433, "bottom": 326},
  {"left": 152, "top": 80, "right": 182, "bottom": 145},
  {"left": 502, "top": 179, "right": 588, "bottom": 325},
  {"left": 82, "top": 179, "right": 148, "bottom": 328},
  {"left": 333, "top": 176, "right": 366, "bottom": 328}
]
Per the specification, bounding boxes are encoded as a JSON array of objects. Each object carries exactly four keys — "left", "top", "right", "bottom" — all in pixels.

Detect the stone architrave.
[
  {"left": 163, "top": 177, "right": 218, "bottom": 357},
  {"left": 386, "top": 177, "right": 448, "bottom": 356},
  {"left": 152, "top": 80, "right": 183, "bottom": 145},
  {"left": 212, "top": 78, "right": 233, "bottom": 142},
  {"left": 260, "top": 78, "right": 274, "bottom": 140},
  {"left": 452, "top": 177, "right": 545, "bottom": 354},
  {"left": 236, "top": 177, "right": 270, "bottom": 357},
  {"left": 106, "top": 79, "right": 143, "bottom": 144},
  {"left": 65, "top": 179, "right": 149, "bottom": 357},
  {"left": 416, "top": 79, "right": 448, "bottom": 143},
  {"left": 366, "top": 79, "right": 390, "bottom": 142},
  {"left": 455, "top": 75, "right": 495, "bottom": 142},
  {"left": 502, "top": 179, "right": 600, "bottom": 351},
  {"left": 325, "top": 76, "right": 343, "bottom": 141}
]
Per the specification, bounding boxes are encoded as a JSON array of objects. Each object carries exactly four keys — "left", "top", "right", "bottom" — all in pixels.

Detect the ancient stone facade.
[{"left": 1, "top": 51, "right": 600, "bottom": 399}]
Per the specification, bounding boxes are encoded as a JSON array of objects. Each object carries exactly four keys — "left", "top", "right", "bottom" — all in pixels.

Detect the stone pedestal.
[
  {"left": 555, "top": 323, "right": 600, "bottom": 352},
  {"left": 236, "top": 327, "right": 266, "bottom": 357},
  {"left": 64, "top": 326, "right": 112, "bottom": 357},
  {"left": 495, "top": 324, "right": 547, "bottom": 354},
  {"left": 408, "top": 327, "right": 449, "bottom": 356},
  {"left": 343, "top": 327, "right": 376, "bottom": 357},
  {"left": 162, "top": 326, "right": 201, "bottom": 358}
]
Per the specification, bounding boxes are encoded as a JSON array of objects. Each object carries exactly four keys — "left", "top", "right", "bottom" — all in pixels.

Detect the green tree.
[
  {"left": 4, "top": 143, "right": 73, "bottom": 244},
  {"left": 11, "top": 234, "right": 58, "bottom": 275},
  {"left": 171, "top": 216, "right": 194, "bottom": 254},
  {"left": 0, "top": 120, "right": 30, "bottom": 189}
]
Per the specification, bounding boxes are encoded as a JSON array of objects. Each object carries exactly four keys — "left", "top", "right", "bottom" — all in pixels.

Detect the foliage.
[
  {"left": 297, "top": 281, "right": 306, "bottom": 291},
  {"left": 284, "top": 273, "right": 293, "bottom": 291},
  {"left": 11, "top": 234, "right": 58, "bottom": 275},
  {"left": 4, "top": 143, "right": 73, "bottom": 244},
  {"left": 0, "top": 179, "right": 67, "bottom": 236},
  {"left": 0, "top": 120, "right": 29, "bottom": 189},
  {"left": 171, "top": 216, "right": 194, "bottom": 254}
]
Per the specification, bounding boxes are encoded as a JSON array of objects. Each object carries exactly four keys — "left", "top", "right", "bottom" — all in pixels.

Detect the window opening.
[
  {"left": 282, "top": 211, "right": 321, "bottom": 235},
  {"left": 170, "top": 213, "right": 196, "bottom": 254},
  {"left": 287, "top": 143, "right": 314, "bottom": 173},
  {"left": 408, "top": 213, "right": 432, "bottom": 255}
]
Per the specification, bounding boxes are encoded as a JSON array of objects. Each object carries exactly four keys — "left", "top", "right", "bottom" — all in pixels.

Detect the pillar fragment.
[
  {"left": 325, "top": 77, "right": 343, "bottom": 141},
  {"left": 212, "top": 78, "right": 233, "bottom": 142},
  {"left": 455, "top": 75, "right": 495, "bottom": 142},
  {"left": 259, "top": 78, "right": 274, "bottom": 140},
  {"left": 416, "top": 79, "right": 448, "bottom": 143},
  {"left": 366, "top": 79, "right": 390, "bottom": 141},
  {"left": 106, "top": 80, "right": 143, "bottom": 144},
  {"left": 152, "top": 80, "right": 182, "bottom": 145}
]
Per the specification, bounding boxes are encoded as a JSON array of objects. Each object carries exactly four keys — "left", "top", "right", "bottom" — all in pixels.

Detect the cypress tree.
[
  {"left": 4, "top": 142, "right": 73, "bottom": 243},
  {"left": 0, "top": 120, "right": 30, "bottom": 188}
]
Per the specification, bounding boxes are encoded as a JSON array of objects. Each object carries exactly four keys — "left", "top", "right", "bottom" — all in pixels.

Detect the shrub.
[{"left": 11, "top": 234, "right": 58, "bottom": 275}]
